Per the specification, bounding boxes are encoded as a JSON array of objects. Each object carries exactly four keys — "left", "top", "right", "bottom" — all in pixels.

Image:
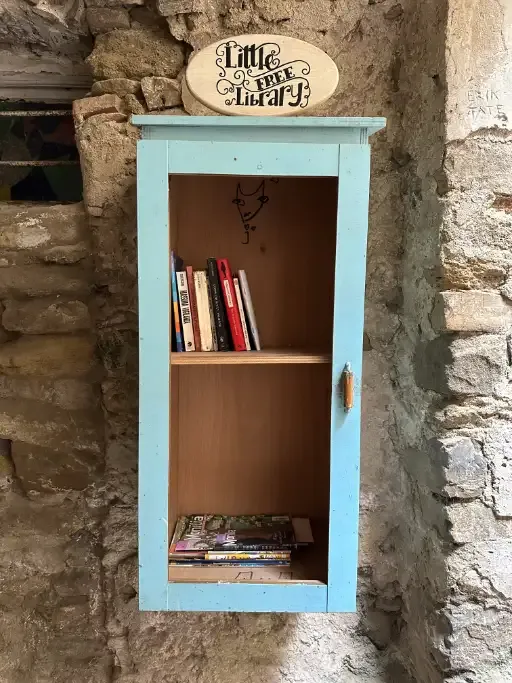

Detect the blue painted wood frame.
[
  {"left": 328, "top": 145, "right": 371, "bottom": 612},
  {"left": 137, "top": 139, "right": 170, "bottom": 610},
  {"left": 135, "top": 116, "right": 385, "bottom": 613}
]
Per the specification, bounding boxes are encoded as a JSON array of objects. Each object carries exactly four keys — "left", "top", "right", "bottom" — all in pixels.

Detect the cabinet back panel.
[
  {"left": 169, "top": 174, "right": 337, "bottom": 351},
  {"left": 176, "top": 365, "right": 330, "bottom": 519}
]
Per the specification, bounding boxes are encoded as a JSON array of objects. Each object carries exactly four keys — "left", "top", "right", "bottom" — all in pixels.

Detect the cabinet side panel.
[
  {"left": 138, "top": 140, "right": 170, "bottom": 610},
  {"left": 328, "top": 144, "right": 371, "bottom": 613},
  {"left": 169, "top": 177, "right": 180, "bottom": 536}
]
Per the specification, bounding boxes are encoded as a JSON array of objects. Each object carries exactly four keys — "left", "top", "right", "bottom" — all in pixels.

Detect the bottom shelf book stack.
[{"left": 169, "top": 514, "right": 314, "bottom": 582}]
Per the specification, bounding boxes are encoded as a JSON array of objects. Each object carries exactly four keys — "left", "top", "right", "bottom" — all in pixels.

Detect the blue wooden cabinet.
[{"left": 133, "top": 115, "right": 385, "bottom": 613}]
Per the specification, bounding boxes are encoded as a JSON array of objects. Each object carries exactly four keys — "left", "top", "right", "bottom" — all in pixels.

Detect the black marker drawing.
[{"left": 232, "top": 180, "right": 270, "bottom": 245}]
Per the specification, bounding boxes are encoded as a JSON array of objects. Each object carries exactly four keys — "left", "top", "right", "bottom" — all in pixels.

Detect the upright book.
[
  {"left": 193, "top": 270, "right": 214, "bottom": 352},
  {"left": 233, "top": 277, "right": 251, "bottom": 351},
  {"left": 238, "top": 269, "right": 261, "bottom": 351},
  {"left": 186, "top": 266, "right": 201, "bottom": 350},
  {"left": 176, "top": 271, "right": 195, "bottom": 351},
  {"left": 217, "top": 258, "right": 246, "bottom": 351},
  {"left": 206, "top": 258, "right": 230, "bottom": 351},
  {"left": 205, "top": 274, "right": 218, "bottom": 350},
  {"left": 170, "top": 251, "right": 184, "bottom": 352}
]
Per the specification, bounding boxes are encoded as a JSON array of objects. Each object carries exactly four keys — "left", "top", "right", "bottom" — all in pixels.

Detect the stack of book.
[
  {"left": 169, "top": 514, "right": 314, "bottom": 568},
  {"left": 171, "top": 253, "right": 260, "bottom": 352}
]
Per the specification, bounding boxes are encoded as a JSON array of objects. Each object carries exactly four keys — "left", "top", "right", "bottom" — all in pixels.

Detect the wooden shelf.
[{"left": 171, "top": 350, "right": 332, "bottom": 365}]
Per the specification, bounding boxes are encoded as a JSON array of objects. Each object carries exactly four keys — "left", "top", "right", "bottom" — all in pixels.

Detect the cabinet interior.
[{"left": 168, "top": 174, "right": 338, "bottom": 584}]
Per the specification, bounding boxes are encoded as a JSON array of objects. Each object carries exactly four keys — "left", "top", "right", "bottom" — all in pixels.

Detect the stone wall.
[
  {"left": 435, "top": 1, "right": 512, "bottom": 678},
  {"left": 70, "top": 1, "right": 411, "bottom": 679},
  {"left": 0, "top": 203, "right": 107, "bottom": 682},
  {"left": 0, "top": 0, "right": 511, "bottom": 681},
  {"left": 391, "top": 0, "right": 512, "bottom": 681}
]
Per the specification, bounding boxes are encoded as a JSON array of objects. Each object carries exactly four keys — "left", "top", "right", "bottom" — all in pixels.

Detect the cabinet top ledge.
[{"left": 132, "top": 115, "right": 386, "bottom": 134}]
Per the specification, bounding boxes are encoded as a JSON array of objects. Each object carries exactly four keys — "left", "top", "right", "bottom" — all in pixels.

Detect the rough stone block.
[
  {"left": 0, "top": 399, "right": 101, "bottom": 453},
  {"left": 91, "top": 78, "right": 142, "bottom": 97},
  {"left": 98, "top": 328, "right": 137, "bottom": 377},
  {"left": 86, "top": 7, "right": 130, "bottom": 35},
  {"left": 432, "top": 290, "right": 512, "bottom": 333},
  {"left": 441, "top": 253, "right": 509, "bottom": 291},
  {"left": 0, "top": 203, "right": 88, "bottom": 253},
  {"left": 73, "top": 94, "right": 124, "bottom": 124},
  {"left": 0, "top": 492, "right": 106, "bottom": 682},
  {"left": 440, "top": 187, "right": 512, "bottom": 291},
  {"left": 0, "top": 265, "right": 90, "bottom": 298},
  {"left": 0, "top": 335, "right": 96, "bottom": 377},
  {"left": 0, "top": 376, "right": 98, "bottom": 411},
  {"left": 11, "top": 441, "right": 102, "bottom": 492},
  {"left": 3, "top": 298, "right": 91, "bottom": 334},
  {"left": 141, "top": 76, "right": 181, "bottom": 110},
  {"left": 449, "top": 540, "right": 512, "bottom": 602},
  {"left": 447, "top": 602, "right": 512, "bottom": 671},
  {"left": 86, "top": 111, "right": 128, "bottom": 124},
  {"left": 156, "top": 0, "right": 206, "bottom": 15},
  {"left": 415, "top": 334, "right": 507, "bottom": 396},
  {"left": 86, "top": 27, "right": 185, "bottom": 80},
  {"left": 86, "top": 0, "right": 143, "bottom": 6},
  {"left": 446, "top": 501, "right": 512, "bottom": 544},
  {"left": 102, "top": 377, "right": 137, "bottom": 414},
  {"left": 444, "top": 139, "right": 512, "bottom": 195},
  {"left": 123, "top": 93, "right": 146, "bottom": 115},
  {"left": 38, "top": 242, "right": 90, "bottom": 264},
  {"left": 75, "top": 117, "right": 137, "bottom": 218},
  {"left": 484, "top": 428, "right": 512, "bottom": 517},
  {"left": 429, "top": 436, "right": 487, "bottom": 499}
]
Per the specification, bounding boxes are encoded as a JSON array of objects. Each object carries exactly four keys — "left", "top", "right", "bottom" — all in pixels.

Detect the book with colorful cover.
[
  {"left": 169, "top": 559, "right": 291, "bottom": 566},
  {"left": 170, "top": 564, "right": 290, "bottom": 569},
  {"left": 170, "top": 251, "right": 184, "bottom": 352},
  {"left": 169, "top": 550, "right": 291, "bottom": 560},
  {"left": 217, "top": 258, "right": 246, "bottom": 351},
  {"left": 186, "top": 266, "right": 201, "bottom": 350},
  {"left": 170, "top": 514, "right": 307, "bottom": 552},
  {"left": 176, "top": 271, "right": 195, "bottom": 351},
  {"left": 207, "top": 551, "right": 291, "bottom": 560}
]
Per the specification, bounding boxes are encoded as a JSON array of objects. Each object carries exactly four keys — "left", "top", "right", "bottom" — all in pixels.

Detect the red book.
[
  {"left": 216, "top": 258, "right": 246, "bottom": 351},
  {"left": 186, "top": 266, "right": 201, "bottom": 350}
]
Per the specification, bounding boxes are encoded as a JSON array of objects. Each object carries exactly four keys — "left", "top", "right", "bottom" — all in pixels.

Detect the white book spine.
[
  {"left": 233, "top": 277, "right": 251, "bottom": 351},
  {"left": 194, "top": 271, "right": 213, "bottom": 352},
  {"left": 238, "top": 270, "right": 261, "bottom": 351},
  {"left": 176, "top": 271, "right": 195, "bottom": 351}
]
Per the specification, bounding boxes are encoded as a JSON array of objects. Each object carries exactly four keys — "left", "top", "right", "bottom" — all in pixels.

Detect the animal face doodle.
[
  {"left": 231, "top": 178, "right": 279, "bottom": 244},
  {"left": 232, "top": 180, "right": 269, "bottom": 244}
]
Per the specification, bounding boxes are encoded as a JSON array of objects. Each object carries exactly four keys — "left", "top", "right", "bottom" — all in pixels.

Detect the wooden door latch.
[{"left": 342, "top": 363, "right": 354, "bottom": 412}]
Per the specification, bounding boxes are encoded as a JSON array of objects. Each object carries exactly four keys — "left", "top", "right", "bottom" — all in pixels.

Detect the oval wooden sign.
[{"left": 186, "top": 34, "right": 339, "bottom": 116}]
